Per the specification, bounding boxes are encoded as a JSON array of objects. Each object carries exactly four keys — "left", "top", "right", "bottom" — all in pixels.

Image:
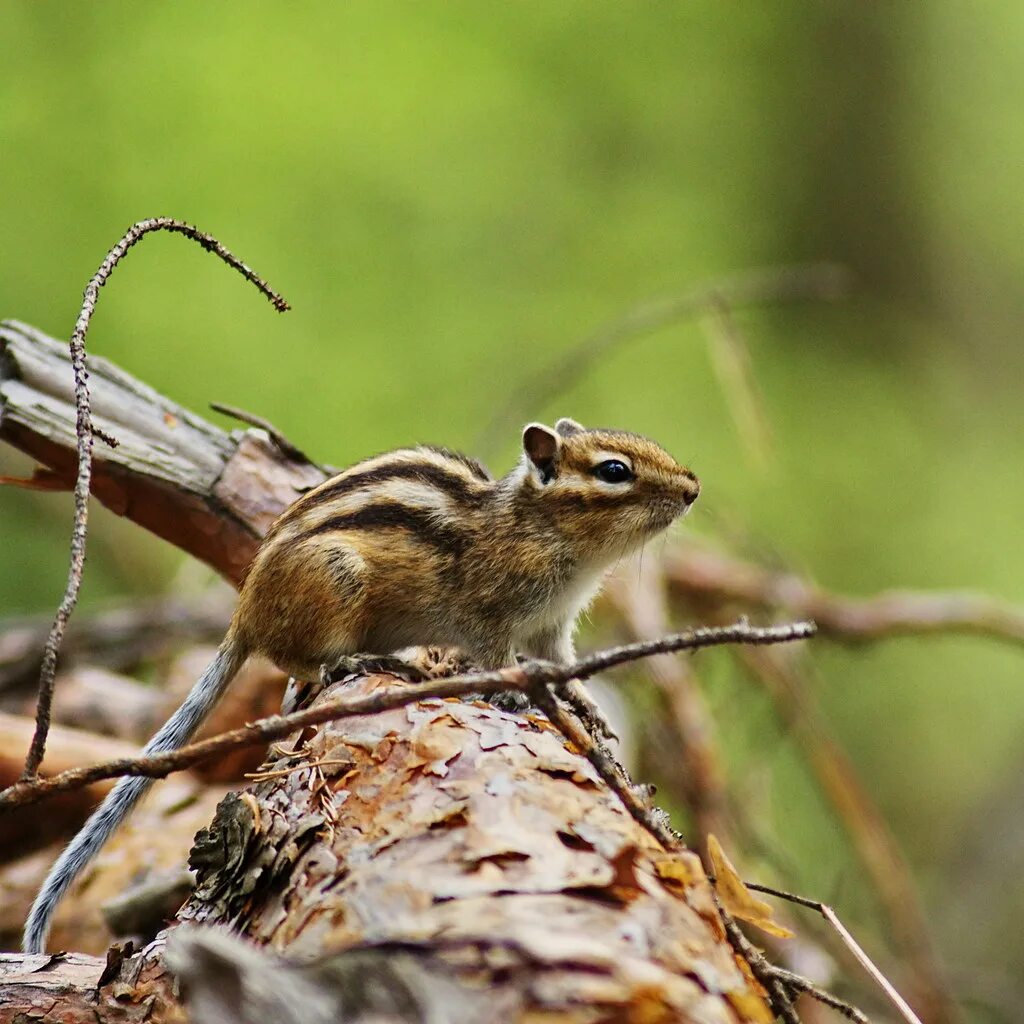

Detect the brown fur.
[{"left": 232, "top": 424, "right": 698, "bottom": 675}]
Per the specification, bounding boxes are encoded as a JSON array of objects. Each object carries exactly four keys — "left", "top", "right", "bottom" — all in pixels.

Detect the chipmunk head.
[{"left": 519, "top": 417, "right": 699, "bottom": 559}]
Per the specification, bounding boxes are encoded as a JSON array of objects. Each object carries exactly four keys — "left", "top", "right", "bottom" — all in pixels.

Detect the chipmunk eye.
[{"left": 592, "top": 459, "right": 633, "bottom": 484}]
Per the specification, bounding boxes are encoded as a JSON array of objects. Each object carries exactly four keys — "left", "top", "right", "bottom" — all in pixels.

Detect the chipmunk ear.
[
  {"left": 523, "top": 423, "right": 561, "bottom": 483},
  {"left": 555, "top": 417, "right": 584, "bottom": 437}
]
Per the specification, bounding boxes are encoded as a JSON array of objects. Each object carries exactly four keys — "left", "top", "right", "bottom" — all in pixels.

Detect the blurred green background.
[{"left": 2, "top": 4, "right": 1022, "bottom": 1019}]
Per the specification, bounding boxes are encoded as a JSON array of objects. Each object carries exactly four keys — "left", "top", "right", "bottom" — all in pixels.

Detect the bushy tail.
[{"left": 23, "top": 639, "right": 246, "bottom": 953}]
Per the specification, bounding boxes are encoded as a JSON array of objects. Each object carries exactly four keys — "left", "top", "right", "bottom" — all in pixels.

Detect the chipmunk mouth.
[{"left": 646, "top": 496, "right": 691, "bottom": 532}]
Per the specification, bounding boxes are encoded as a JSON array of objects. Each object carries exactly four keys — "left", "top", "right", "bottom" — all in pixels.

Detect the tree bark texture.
[{"left": 0, "top": 321, "right": 775, "bottom": 1022}]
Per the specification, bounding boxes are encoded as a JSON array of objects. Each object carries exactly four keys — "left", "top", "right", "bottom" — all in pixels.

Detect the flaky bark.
[
  {"left": 0, "top": 951, "right": 168, "bottom": 1024},
  {"left": 0, "top": 320, "right": 774, "bottom": 1022}
]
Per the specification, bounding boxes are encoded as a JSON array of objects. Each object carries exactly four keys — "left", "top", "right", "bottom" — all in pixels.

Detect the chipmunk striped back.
[{"left": 25, "top": 417, "right": 698, "bottom": 953}]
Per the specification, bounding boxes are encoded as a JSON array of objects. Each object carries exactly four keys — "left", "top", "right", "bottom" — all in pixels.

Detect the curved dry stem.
[
  {"left": 477, "top": 262, "right": 849, "bottom": 454},
  {"left": 20, "top": 218, "right": 289, "bottom": 780}
]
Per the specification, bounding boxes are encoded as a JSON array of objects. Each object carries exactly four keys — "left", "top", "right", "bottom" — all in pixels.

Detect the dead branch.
[
  {"left": 604, "top": 568, "right": 731, "bottom": 863},
  {"left": 478, "top": 262, "right": 849, "bottom": 453},
  {"left": 0, "top": 319, "right": 326, "bottom": 582},
  {"left": 18, "top": 219, "right": 289, "bottom": 781},
  {"left": 0, "top": 620, "right": 815, "bottom": 812},
  {"left": 666, "top": 545, "right": 1024, "bottom": 646}
]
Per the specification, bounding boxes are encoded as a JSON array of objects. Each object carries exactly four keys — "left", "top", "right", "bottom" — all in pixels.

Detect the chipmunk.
[{"left": 24, "top": 417, "right": 699, "bottom": 953}]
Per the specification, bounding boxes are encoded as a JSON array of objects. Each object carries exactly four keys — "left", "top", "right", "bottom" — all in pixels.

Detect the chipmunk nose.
[{"left": 680, "top": 472, "right": 700, "bottom": 506}]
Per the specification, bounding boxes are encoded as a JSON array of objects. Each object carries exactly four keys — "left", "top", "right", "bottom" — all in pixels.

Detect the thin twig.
[
  {"left": 746, "top": 882, "right": 924, "bottom": 1024},
  {"left": 666, "top": 545, "right": 1024, "bottom": 646},
  {"left": 701, "top": 294, "right": 775, "bottom": 467},
  {"left": 604, "top": 569, "right": 730, "bottom": 864},
  {"left": 209, "top": 402, "right": 320, "bottom": 468},
  {"left": 477, "top": 262, "right": 849, "bottom": 454},
  {"left": 732, "top": 643, "right": 961, "bottom": 1024},
  {"left": 767, "top": 965, "right": 869, "bottom": 1024},
  {"left": 0, "top": 619, "right": 814, "bottom": 809},
  {"left": 20, "top": 218, "right": 289, "bottom": 780}
]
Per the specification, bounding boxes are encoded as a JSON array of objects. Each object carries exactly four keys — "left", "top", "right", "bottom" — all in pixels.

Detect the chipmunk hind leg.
[{"left": 237, "top": 539, "right": 370, "bottom": 680}]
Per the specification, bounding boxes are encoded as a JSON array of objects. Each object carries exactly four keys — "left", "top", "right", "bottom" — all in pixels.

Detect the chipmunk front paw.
[{"left": 324, "top": 652, "right": 425, "bottom": 684}]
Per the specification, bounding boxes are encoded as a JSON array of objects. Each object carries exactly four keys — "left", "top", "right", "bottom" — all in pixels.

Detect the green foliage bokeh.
[{"left": 2, "top": 4, "right": 1022, "bottom": 1011}]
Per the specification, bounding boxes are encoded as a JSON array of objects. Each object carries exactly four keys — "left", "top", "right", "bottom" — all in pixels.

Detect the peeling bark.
[
  {"left": 0, "top": 946, "right": 175, "bottom": 1024},
  {"left": 172, "top": 671, "right": 773, "bottom": 1023}
]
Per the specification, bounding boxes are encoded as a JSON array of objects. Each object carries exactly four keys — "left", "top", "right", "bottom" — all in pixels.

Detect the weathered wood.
[
  {"left": 0, "top": 319, "right": 327, "bottom": 584},
  {"left": 0, "top": 946, "right": 174, "bottom": 1024},
  {"left": 174, "top": 670, "right": 773, "bottom": 1023}
]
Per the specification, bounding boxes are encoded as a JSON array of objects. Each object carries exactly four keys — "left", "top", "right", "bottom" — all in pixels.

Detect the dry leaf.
[{"left": 707, "top": 834, "right": 793, "bottom": 939}]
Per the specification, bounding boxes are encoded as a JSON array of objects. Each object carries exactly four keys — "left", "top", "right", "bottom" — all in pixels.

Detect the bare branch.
[
  {"left": 20, "top": 219, "right": 289, "bottom": 780},
  {"left": 666, "top": 546, "right": 1024, "bottom": 646},
  {"left": 746, "top": 882, "right": 925, "bottom": 1024},
  {"left": 477, "top": 262, "right": 849, "bottom": 454},
  {"left": 209, "top": 402, "right": 321, "bottom": 469},
  {"left": 0, "top": 619, "right": 814, "bottom": 811}
]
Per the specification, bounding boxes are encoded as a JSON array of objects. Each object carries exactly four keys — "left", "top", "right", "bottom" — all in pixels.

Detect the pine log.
[{"left": 169, "top": 668, "right": 773, "bottom": 1022}]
